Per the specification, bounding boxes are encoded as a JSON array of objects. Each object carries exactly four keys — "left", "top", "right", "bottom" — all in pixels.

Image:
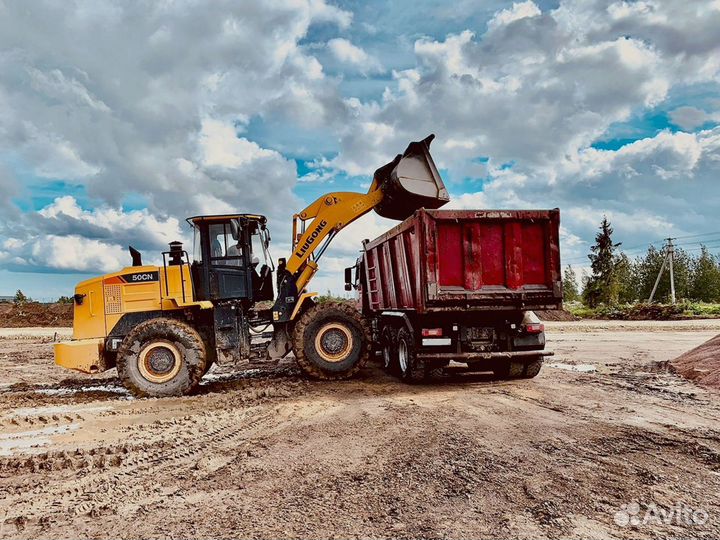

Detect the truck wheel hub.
[
  {"left": 398, "top": 339, "right": 409, "bottom": 373},
  {"left": 138, "top": 341, "right": 182, "bottom": 383},
  {"left": 315, "top": 323, "right": 353, "bottom": 362}
]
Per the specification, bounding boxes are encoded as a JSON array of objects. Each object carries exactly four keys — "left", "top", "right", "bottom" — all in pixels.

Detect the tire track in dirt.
[{"left": 0, "top": 406, "right": 275, "bottom": 528}]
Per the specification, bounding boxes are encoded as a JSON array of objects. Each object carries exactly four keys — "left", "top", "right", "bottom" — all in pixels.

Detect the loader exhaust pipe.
[{"left": 373, "top": 134, "right": 450, "bottom": 221}]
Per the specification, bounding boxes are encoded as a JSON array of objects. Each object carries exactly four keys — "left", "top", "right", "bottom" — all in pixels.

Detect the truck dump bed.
[{"left": 362, "top": 209, "right": 562, "bottom": 313}]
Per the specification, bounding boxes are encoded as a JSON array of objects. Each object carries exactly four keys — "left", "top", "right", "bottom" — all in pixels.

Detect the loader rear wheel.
[
  {"left": 117, "top": 318, "right": 207, "bottom": 398},
  {"left": 292, "top": 302, "right": 370, "bottom": 380},
  {"left": 397, "top": 327, "right": 425, "bottom": 383}
]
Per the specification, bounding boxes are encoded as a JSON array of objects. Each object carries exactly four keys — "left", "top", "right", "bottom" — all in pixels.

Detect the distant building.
[{"left": 0, "top": 296, "right": 14, "bottom": 302}]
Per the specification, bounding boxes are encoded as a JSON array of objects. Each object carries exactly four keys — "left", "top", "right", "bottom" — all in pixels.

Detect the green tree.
[
  {"left": 583, "top": 217, "right": 622, "bottom": 307},
  {"left": 615, "top": 252, "right": 637, "bottom": 303},
  {"left": 562, "top": 265, "right": 580, "bottom": 302},
  {"left": 690, "top": 246, "right": 720, "bottom": 302},
  {"left": 635, "top": 244, "right": 692, "bottom": 303},
  {"left": 635, "top": 245, "right": 666, "bottom": 301},
  {"left": 57, "top": 295, "right": 74, "bottom": 304},
  {"left": 14, "top": 290, "right": 30, "bottom": 304}
]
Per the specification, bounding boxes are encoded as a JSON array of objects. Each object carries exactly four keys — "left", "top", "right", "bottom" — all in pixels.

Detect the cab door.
[{"left": 206, "top": 221, "right": 252, "bottom": 300}]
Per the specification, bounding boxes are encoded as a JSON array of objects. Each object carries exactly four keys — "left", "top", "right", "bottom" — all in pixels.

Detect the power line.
[{"left": 673, "top": 231, "right": 720, "bottom": 240}]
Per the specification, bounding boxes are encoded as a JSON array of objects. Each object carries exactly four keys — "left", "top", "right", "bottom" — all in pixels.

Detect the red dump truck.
[{"left": 345, "top": 208, "right": 562, "bottom": 381}]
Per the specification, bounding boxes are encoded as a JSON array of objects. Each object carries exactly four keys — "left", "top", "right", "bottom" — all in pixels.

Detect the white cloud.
[
  {"left": 31, "top": 235, "right": 127, "bottom": 273},
  {"left": 200, "top": 119, "right": 277, "bottom": 168},
  {"left": 487, "top": 1, "right": 541, "bottom": 30},
  {"left": 37, "top": 195, "right": 184, "bottom": 250},
  {"left": 2, "top": 0, "right": 720, "bottom": 289},
  {"left": 327, "top": 38, "right": 383, "bottom": 74}
]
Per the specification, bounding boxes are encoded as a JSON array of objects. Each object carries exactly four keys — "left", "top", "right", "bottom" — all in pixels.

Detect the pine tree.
[
  {"left": 562, "top": 265, "right": 580, "bottom": 302},
  {"left": 583, "top": 217, "right": 621, "bottom": 307}
]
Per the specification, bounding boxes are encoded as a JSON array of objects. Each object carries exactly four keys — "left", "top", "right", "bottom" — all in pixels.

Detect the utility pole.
[
  {"left": 648, "top": 238, "right": 676, "bottom": 304},
  {"left": 667, "top": 238, "right": 676, "bottom": 304}
]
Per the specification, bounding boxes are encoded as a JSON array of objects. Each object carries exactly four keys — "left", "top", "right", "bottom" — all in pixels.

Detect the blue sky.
[{"left": 1, "top": 0, "right": 720, "bottom": 299}]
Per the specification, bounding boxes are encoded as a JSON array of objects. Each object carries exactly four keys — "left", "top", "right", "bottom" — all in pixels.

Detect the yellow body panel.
[
  {"left": 57, "top": 263, "right": 209, "bottom": 373},
  {"left": 54, "top": 338, "right": 107, "bottom": 373},
  {"left": 72, "top": 277, "right": 106, "bottom": 339},
  {"left": 291, "top": 292, "right": 318, "bottom": 320}
]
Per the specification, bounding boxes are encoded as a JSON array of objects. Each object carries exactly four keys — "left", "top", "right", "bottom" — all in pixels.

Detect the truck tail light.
[
  {"left": 421, "top": 328, "right": 443, "bottom": 337},
  {"left": 524, "top": 323, "right": 544, "bottom": 334}
]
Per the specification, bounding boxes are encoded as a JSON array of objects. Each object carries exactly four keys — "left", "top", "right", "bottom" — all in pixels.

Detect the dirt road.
[{"left": 1, "top": 321, "right": 719, "bottom": 539}]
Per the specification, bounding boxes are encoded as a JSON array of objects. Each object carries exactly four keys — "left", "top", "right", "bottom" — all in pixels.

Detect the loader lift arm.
[
  {"left": 271, "top": 134, "right": 448, "bottom": 324},
  {"left": 287, "top": 180, "right": 384, "bottom": 293}
]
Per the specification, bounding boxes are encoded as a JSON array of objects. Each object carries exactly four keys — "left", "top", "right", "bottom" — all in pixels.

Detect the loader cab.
[{"left": 187, "top": 214, "right": 274, "bottom": 303}]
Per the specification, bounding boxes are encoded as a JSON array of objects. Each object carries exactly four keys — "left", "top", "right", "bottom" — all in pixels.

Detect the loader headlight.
[{"left": 73, "top": 293, "right": 86, "bottom": 305}]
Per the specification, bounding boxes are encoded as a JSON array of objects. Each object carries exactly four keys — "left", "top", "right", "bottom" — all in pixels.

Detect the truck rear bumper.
[
  {"left": 418, "top": 350, "right": 554, "bottom": 362},
  {"left": 54, "top": 338, "right": 111, "bottom": 374}
]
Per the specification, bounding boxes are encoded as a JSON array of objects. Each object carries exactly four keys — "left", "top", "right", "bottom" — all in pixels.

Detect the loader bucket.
[{"left": 373, "top": 134, "right": 450, "bottom": 221}]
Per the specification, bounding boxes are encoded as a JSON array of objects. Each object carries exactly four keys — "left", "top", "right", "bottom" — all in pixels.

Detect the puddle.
[
  {"left": 34, "top": 384, "right": 130, "bottom": 397},
  {"left": 9, "top": 404, "right": 114, "bottom": 418},
  {"left": 546, "top": 363, "right": 597, "bottom": 373},
  {"left": 201, "top": 369, "right": 263, "bottom": 384},
  {"left": 0, "top": 424, "right": 80, "bottom": 456}
]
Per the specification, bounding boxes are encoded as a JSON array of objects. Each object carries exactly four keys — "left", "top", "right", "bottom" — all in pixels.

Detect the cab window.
[{"left": 209, "top": 223, "right": 244, "bottom": 265}]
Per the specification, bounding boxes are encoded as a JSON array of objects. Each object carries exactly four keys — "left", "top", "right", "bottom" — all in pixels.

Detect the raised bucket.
[{"left": 373, "top": 134, "right": 450, "bottom": 221}]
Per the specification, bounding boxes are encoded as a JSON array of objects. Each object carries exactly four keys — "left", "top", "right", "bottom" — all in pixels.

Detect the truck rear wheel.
[
  {"left": 494, "top": 356, "right": 543, "bottom": 380},
  {"left": 380, "top": 326, "right": 398, "bottom": 372},
  {"left": 396, "top": 327, "right": 425, "bottom": 383},
  {"left": 117, "top": 318, "right": 207, "bottom": 398},
  {"left": 292, "top": 302, "right": 370, "bottom": 380},
  {"left": 521, "top": 356, "right": 543, "bottom": 378}
]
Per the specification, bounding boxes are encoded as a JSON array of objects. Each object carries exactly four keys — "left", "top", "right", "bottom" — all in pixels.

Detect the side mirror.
[
  {"left": 230, "top": 219, "right": 240, "bottom": 241},
  {"left": 344, "top": 267, "right": 353, "bottom": 290}
]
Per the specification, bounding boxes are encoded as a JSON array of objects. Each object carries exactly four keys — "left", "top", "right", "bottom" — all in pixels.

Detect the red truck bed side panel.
[{"left": 363, "top": 209, "right": 562, "bottom": 313}]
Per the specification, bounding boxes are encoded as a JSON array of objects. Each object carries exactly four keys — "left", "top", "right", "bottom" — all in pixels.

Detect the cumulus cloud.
[
  {"left": 487, "top": 1, "right": 541, "bottom": 30},
  {"left": 324, "top": 0, "right": 720, "bottom": 267},
  {"left": 1, "top": 0, "right": 720, "bottom": 289},
  {"left": 327, "top": 38, "right": 383, "bottom": 74},
  {"left": 0, "top": 0, "right": 353, "bottom": 272}
]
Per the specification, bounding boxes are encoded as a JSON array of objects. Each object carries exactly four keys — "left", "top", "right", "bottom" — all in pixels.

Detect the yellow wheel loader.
[{"left": 54, "top": 135, "right": 449, "bottom": 397}]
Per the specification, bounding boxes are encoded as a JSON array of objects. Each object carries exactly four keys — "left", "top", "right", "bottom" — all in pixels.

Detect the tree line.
[{"left": 563, "top": 217, "right": 720, "bottom": 307}]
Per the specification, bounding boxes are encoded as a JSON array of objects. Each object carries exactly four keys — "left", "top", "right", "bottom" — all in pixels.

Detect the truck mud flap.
[{"left": 373, "top": 134, "right": 449, "bottom": 221}]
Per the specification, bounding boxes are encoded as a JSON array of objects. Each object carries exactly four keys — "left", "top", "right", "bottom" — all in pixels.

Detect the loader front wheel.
[
  {"left": 117, "top": 318, "right": 207, "bottom": 398},
  {"left": 292, "top": 302, "right": 370, "bottom": 380}
]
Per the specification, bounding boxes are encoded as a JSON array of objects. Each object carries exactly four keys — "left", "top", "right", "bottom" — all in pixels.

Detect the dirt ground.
[
  {"left": 671, "top": 334, "right": 720, "bottom": 390},
  {"left": 1, "top": 321, "right": 720, "bottom": 539}
]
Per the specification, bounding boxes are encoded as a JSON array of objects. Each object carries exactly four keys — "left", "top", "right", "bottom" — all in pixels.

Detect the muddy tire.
[
  {"left": 292, "top": 302, "right": 370, "bottom": 380},
  {"left": 380, "top": 326, "right": 398, "bottom": 373},
  {"left": 520, "top": 356, "right": 543, "bottom": 379},
  {"left": 397, "top": 327, "right": 425, "bottom": 383},
  {"left": 494, "top": 356, "right": 543, "bottom": 379},
  {"left": 508, "top": 361, "right": 525, "bottom": 378},
  {"left": 117, "top": 318, "right": 207, "bottom": 398}
]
